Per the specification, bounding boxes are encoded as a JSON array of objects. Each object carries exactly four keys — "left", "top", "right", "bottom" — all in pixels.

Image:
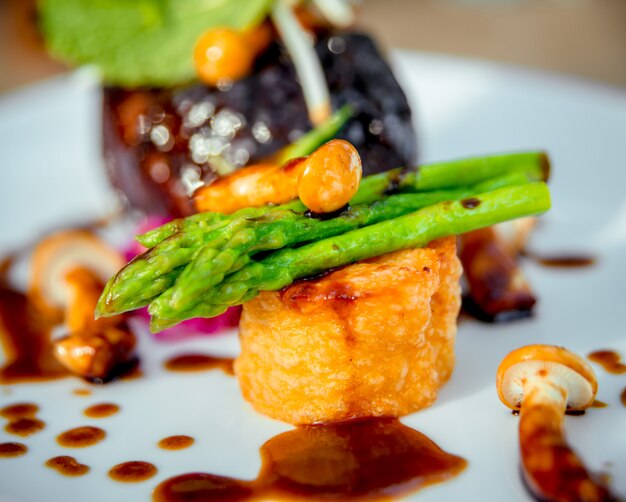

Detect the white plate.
[{"left": 1, "top": 53, "right": 625, "bottom": 502}]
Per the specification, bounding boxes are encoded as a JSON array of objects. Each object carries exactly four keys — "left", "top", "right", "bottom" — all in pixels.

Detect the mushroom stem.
[{"left": 518, "top": 378, "right": 612, "bottom": 502}]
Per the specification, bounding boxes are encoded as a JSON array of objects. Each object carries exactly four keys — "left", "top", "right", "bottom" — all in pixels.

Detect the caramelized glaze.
[
  {"left": 158, "top": 435, "right": 195, "bottom": 451},
  {"left": 45, "top": 456, "right": 90, "bottom": 476},
  {"left": 83, "top": 403, "right": 120, "bottom": 418},
  {"left": 587, "top": 350, "right": 626, "bottom": 375},
  {"left": 109, "top": 461, "right": 157, "bottom": 482},
  {"left": 0, "top": 287, "right": 68, "bottom": 383},
  {"left": 163, "top": 354, "right": 234, "bottom": 375},
  {"left": 56, "top": 426, "right": 106, "bottom": 448},
  {"left": 153, "top": 418, "right": 466, "bottom": 501},
  {"left": 0, "top": 442, "right": 27, "bottom": 458}
]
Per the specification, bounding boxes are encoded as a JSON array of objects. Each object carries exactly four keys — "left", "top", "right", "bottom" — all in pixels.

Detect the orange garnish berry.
[{"left": 194, "top": 28, "right": 255, "bottom": 86}]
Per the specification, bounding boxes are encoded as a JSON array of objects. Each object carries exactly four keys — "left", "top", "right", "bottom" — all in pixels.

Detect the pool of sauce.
[
  {"left": 163, "top": 354, "right": 234, "bottom": 375},
  {"left": 0, "top": 442, "right": 27, "bottom": 458},
  {"left": 45, "top": 456, "right": 90, "bottom": 476},
  {"left": 56, "top": 426, "right": 106, "bottom": 448},
  {"left": 1, "top": 403, "right": 45, "bottom": 437},
  {"left": 0, "top": 287, "right": 68, "bottom": 384},
  {"left": 109, "top": 461, "right": 157, "bottom": 482},
  {"left": 83, "top": 403, "right": 120, "bottom": 418},
  {"left": 153, "top": 417, "right": 467, "bottom": 501},
  {"left": 158, "top": 435, "right": 195, "bottom": 451},
  {"left": 587, "top": 350, "right": 626, "bottom": 374}
]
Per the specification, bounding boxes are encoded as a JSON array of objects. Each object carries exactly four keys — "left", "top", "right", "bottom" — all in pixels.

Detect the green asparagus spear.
[
  {"left": 150, "top": 170, "right": 535, "bottom": 318},
  {"left": 99, "top": 170, "right": 534, "bottom": 318},
  {"left": 137, "top": 151, "right": 549, "bottom": 248},
  {"left": 149, "top": 182, "right": 551, "bottom": 330}
]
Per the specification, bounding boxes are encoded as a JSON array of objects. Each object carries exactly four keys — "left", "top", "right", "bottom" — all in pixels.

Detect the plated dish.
[{"left": 1, "top": 1, "right": 626, "bottom": 501}]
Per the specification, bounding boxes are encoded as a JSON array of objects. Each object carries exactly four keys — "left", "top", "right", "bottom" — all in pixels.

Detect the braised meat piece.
[{"left": 102, "top": 32, "right": 417, "bottom": 216}]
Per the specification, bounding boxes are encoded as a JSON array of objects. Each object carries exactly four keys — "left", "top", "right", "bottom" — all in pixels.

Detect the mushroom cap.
[
  {"left": 28, "top": 230, "right": 124, "bottom": 318},
  {"left": 496, "top": 344, "right": 598, "bottom": 411}
]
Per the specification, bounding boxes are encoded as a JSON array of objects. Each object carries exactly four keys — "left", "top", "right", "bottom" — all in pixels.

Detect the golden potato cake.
[{"left": 235, "top": 237, "right": 462, "bottom": 424}]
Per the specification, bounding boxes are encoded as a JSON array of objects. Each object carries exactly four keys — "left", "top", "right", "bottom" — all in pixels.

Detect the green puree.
[{"left": 38, "top": 0, "right": 274, "bottom": 86}]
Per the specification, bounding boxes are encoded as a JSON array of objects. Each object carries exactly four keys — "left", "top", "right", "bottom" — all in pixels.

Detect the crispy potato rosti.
[{"left": 235, "top": 237, "right": 461, "bottom": 424}]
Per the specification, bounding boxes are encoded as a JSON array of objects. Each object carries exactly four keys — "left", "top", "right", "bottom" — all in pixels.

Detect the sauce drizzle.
[
  {"left": 56, "top": 426, "right": 106, "bottom": 448},
  {"left": 0, "top": 442, "right": 27, "bottom": 458},
  {"left": 0, "top": 287, "right": 68, "bottom": 384},
  {"left": 45, "top": 456, "right": 90, "bottom": 476},
  {"left": 153, "top": 418, "right": 466, "bottom": 501},
  {"left": 524, "top": 252, "right": 596, "bottom": 269},
  {"left": 587, "top": 350, "right": 626, "bottom": 375},
  {"left": 109, "top": 461, "right": 157, "bottom": 482},
  {"left": 163, "top": 354, "right": 234, "bottom": 375},
  {"left": 84, "top": 403, "right": 120, "bottom": 418},
  {"left": 158, "top": 435, "right": 195, "bottom": 451}
]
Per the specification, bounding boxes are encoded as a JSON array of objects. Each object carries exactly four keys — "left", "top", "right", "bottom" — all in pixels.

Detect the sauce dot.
[
  {"left": 84, "top": 403, "right": 120, "bottom": 418},
  {"left": 158, "top": 435, "right": 195, "bottom": 451},
  {"left": 5, "top": 417, "right": 45, "bottom": 437},
  {"left": 0, "top": 442, "right": 27, "bottom": 458},
  {"left": 73, "top": 388, "right": 92, "bottom": 397},
  {"left": 461, "top": 198, "right": 481, "bottom": 209},
  {"left": 57, "top": 426, "right": 106, "bottom": 448},
  {"left": 620, "top": 387, "right": 626, "bottom": 408},
  {"left": 164, "top": 354, "right": 234, "bottom": 375},
  {"left": 45, "top": 456, "right": 90, "bottom": 476},
  {"left": 108, "top": 461, "right": 157, "bottom": 482},
  {"left": 0, "top": 403, "right": 38, "bottom": 420},
  {"left": 588, "top": 350, "right": 626, "bottom": 375}
]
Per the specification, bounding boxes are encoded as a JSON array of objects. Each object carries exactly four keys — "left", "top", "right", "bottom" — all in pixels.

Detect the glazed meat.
[
  {"left": 235, "top": 237, "right": 461, "bottom": 425},
  {"left": 102, "top": 32, "right": 417, "bottom": 216}
]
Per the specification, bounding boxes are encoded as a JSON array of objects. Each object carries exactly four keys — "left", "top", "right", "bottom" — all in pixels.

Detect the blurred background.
[{"left": 1, "top": 0, "right": 625, "bottom": 92}]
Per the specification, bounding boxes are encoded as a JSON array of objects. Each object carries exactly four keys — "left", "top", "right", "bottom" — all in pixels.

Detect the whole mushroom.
[{"left": 496, "top": 344, "right": 615, "bottom": 502}]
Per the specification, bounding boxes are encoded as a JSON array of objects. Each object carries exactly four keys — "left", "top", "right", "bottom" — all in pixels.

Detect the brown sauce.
[
  {"left": 45, "top": 456, "right": 90, "bottom": 476},
  {"left": 158, "top": 435, "right": 195, "bottom": 451},
  {"left": 525, "top": 252, "right": 596, "bottom": 268},
  {"left": 0, "top": 403, "right": 38, "bottom": 420},
  {"left": 0, "top": 442, "right": 27, "bottom": 458},
  {"left": 461, "top": 197, "right": 481, "bottom": 209},
  {"left": 587, "top": 350, "right": 626, "bottom": 375},
  {"left": 0, "top": 287, "right": 68, "bottom": 384},
  {"left": 5, "top": 417, "right": 45, "bottom": 437},
  {"left": 163, "top": 354, "right": 234, "bottom": 375},
  {"left": 565, "top": 409, "right": 586, "bottom": 417},
  {"left": 621, "top": 387, "right": 626, "bottom": 407},
  {"left": 153, "top": 417, "right": 467, "bottom": 501},
  {"left": 591, "top": 400, "right": 608, "bottom": 408},
  {"left": 1, "top": 402, "right": 45, "bottom": 437},
  {"left": 56, "top": 426, "right": 106, "bottom": 448},
  {"left": 84, "top": 403, "right": 120, "bottom": 418},
  {"left": 109, "top": 461, "right": 157, "bottom": 482},
  {"left": 73, "top": 388, "right": 92, "bottom": 397}
]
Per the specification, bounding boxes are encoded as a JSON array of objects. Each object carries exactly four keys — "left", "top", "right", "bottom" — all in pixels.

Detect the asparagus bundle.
[{"left": 96, "top": 152, "right": 551, "bottom": 331}]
